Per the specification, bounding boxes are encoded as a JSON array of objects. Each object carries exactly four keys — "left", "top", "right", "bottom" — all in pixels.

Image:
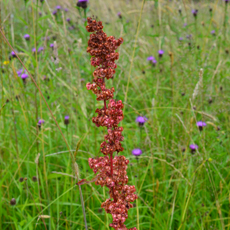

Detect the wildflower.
[
  {"left": 77, "top": 0, "right": 88, "bottom": 9},
  {"left": 132, "top": 148, "right": 142, "bottom": 156},
  {"left": 136, "top": 116, "right": 148, "bottom": 127},
  {"left": 37, "top": 119, "right": 45, "bottom": 129},
  {"left": 117, "top": 12, "right": 122, "bottom": 19},
  {"left": 24, "top": 34, "right": 30, "bottom": 41},
  {"left": 50, "top": 43, "right": 54, "bottom": 49},
  {"left": 209, "top": 7, "right": 212, "bottom": 12},
  {"left": 66, "top": 18, "right": 71, "bottom": 23},
  {"left": 197, "top": 121, "right": 207, "bottom": 131},
  {"left": 211, "top": 30, "right": 215, "bottom": 35},
  {"left": 56, "top": 5, "right": 61, "bottom": 10},
  {"left": 9, "top": 51, "right": 17, "bottom": 60},
  {"left": 3, "top": 61, "right": 9, "bottom": 65},
  {"left": 21, "top": 73, "right": 28, "bottom": 84},
  {"left": 189, "top": 144, "right": 198, "bottom": 154},
  {"left": 192, "top": 9, "right": 198, "bottom": 17},
  {"left": 38, "top": 47, "right": 44, "bottom": 53},
  {"left": 178, "top": 8, "right": 182, "bottom": 14},
  {"left": 225, "top": 0, "right": 229, "bottom": 3},
  {"left": 19, "top": 177, "right": 24, "bottom": 182},
  {"left": 64, "top": 8, "right": 69, "bottom": 12},
  {"left": 183, "top": 23, "right": 187, "bottom": 27},
  {"left": 158, "top": 49, "right": 164, "bottom": 58},
  {"left": 147, "top": 56, "right": 157, "bottom": 65},
  {"left": 17, "top": 69, "right": 23, "bottom": 77},
  {"left": 52, "top": 10, "right": 57, "bottom": 16},
  {"left": 64, "top": 115, "right": 70, "bottom": 125},
  {"left": 32, "top": 48, "right": 36, "bottom": 53},
  {"left": 179, "top": 37, "right": 183, "bottom": 41},
  {"left": 10, "top": 198, "right": 16, "bottom": 206},
  {"left": 32, "top": 176, "right": 37, "bottom": 182}
]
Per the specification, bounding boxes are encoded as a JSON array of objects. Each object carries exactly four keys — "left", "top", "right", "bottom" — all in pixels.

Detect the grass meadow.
[{"left": 1, "top": 0, "right": 230, "bottom": 229}]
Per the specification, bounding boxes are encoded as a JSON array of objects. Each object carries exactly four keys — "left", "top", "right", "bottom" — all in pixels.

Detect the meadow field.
[{"left": 1, "top": 0, "right": 230, "bottom": 229}]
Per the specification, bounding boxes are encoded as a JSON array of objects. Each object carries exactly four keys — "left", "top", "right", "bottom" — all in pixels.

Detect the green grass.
[{"left": 1, "top": 0, "right": 230, "bottom": 229}]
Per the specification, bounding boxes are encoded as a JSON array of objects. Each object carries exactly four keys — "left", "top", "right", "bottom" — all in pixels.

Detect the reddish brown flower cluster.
[{"left": 85, "top": 17, "right": 138, "bottom": 230}]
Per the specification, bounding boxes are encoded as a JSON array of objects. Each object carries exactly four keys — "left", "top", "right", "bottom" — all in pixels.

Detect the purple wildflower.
[
  {"left": 38, "top": 47, "right": 44, "bottom": 53},
  {"left": 196, "top": 121, "right": 207, "bottom": 131},
  {"left": 37, "top": 119, "right": 45, "bottom": 129},
  {"left": 64, "top": 116, "right": 70, "bottom": 125},
  {"left": 179, "top": 37, "right": 183, "bottom": 41},
  {"left": 64, "top": 8, "right": 69, "bottom": 12},
  {"left": 136, "top": 116, "right": 148, "bottom": 127},
  {"left": 183, "top": 23, "right": 187, "bottom": 27},
  {"left": 189, "top": 144, "right": 198, "bottom": 154},
  {"left": 77, "top": 0, "right": 88, "bottom": 9},
  {"left": 21, "top": 73, "right": 28, "bottom": 79},
  {"left": 32, "top": 48, "right": 36, "bottom": 53},
  {"left": 24, "top": 34, "right": 30, "bottom": 41},
  {"left": 211, "top": 30, "right": 215, "bottom": 35},
  {"left": 158, "top": 50, "right": 164, "bottom": 57},
  {"left": 17, "top": 69, "right": 23, "bottom": 77},
  {"left": 192, "top": 9, "right": 198, "bottom": 17},
  {"left": 147, "top": 56, "right": 154, "bottom": 61},
  {"left": 66, "top": 18, "right": 71, "bottom": 23},
  {"left": 117, "top": 12, "right": 122, "bottom": 19},
  {"left": 52, "top": 10, "right": 57, "bottom": 16},
  {"left": 50, "top": 43, "right": 54, "bottom": 48},
  {"left": 132, "top": 148, "right": 142, "bottom": 156},
  {"left": 56, "top": 5, "right": 61, "bottom": 10}
]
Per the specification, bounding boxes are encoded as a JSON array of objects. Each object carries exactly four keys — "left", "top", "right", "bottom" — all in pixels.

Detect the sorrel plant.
[{"left": 82, "top": 17, "right": 138, "bottom": 230}]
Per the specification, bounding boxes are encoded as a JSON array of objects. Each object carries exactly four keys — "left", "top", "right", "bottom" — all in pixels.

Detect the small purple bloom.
[
  {"left": 81, "top": 78, "right": 85, "bottom": 82},
  {"left": 21, "top": 73, "right": 28, "bottom": 79},
  {"left": 32, "top": 48, "right": 36, "bottom": 53},
  {"left": 189, "top": 144, "right": 198, "bottom": 154},
  {"left": 24, "top": 34, "right": 30, "bottom": 40},
  {"left": 117, "top": 12, "right": 122, "bottom": 19},
  {"left": 50, "top": 43, "right": 54, "bottom": 48},
  {"left": 64, "top": 116, "right": 70, "bottom": 125},
  {"left": 197, "top": 121, "right": 207, "bottom": 131},
  {"left": 38, "top": 119, "right": 45, "bottom": 128},
  {"left": 17, "top": 69, "right": 23, "bottom": 77},
  {"left": 64, "top": 8, "right": 69, "bottom": 12},
  {"left": 77, "top": 0, "right": 88, "bottom": 9},
  {"left": 192, "top": 9, "right": 198, "bottom": 17},
  {"left": 147, "top": 56, "right": 154, "bottom": 61},
  {"left": 52, "top": 10, "right": 57, "bottom": 16},
  {"left": 183, "top": 23, "right": 187, "bottom": 27},
  {"left": 66, "top": 18, "right": 71, "bottom": 23},
  {"left": 158, "top": 50, "right": 164, "bottom": 57},
  {"left": 211, "top": 30, "right": 215, "bottom": 35},
  {"left": 11, "top": 51, "right": 16, "bottom": 57},
  {"left": 38, "top": 47, "right": 44, "bottom": 53},
  {"left": 132, "top": 148, "right": 142, "bottom": 156},
  {"left": 56, "top": 5, "right": 61, "bottom": 10},
  {"left": 179, "top": 37, "right": 183, "bottom": 41},
  {"left": 136, "top": 116, "right": 148, "bottom": 127}
]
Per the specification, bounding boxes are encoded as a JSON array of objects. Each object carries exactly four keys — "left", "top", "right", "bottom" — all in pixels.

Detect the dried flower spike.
[{"left": 84, "top": 17, "right": 138, "bottom": 230}]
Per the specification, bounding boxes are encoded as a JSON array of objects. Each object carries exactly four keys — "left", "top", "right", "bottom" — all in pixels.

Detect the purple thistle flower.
[
  {"left": 24, "top": 34, "right": 30, "bottom": 40},
  {"left": 17, "top": 69, "right": 23, "bottom": 77},
  {"left": 211, "top": 30, "right": 215, "bottom": 35},
  {"left": 32, "top": 48, "right": 36, "bottom": 53},
  {"left": 117, "top": 12, "right": 122, "bottom": 19},
  {"left": 38, "top": 47, "right": 44, "bottom": 53},
  {"left": 66, "top": 18, "right": 71, "bottom": 23},
  {"left": 64, "top": 8, "right": 69, "bottom": 12},
  {"left": 179, "top": 37, "right": 183, "bottom": 41},
  {"left": 192, "top": 9, "right": 198, "bottom": 17},
  {"left": 56, "top": 5, "right": 61, "bottom": 10},
  {"left": 77, "top": 0, "right": 88, "bottom": 9},
  {"left": 52, "top": 10, "right": 57, "bottom": 16},
  {"left": 189, "top": 144, "right": 198, "bottom": 154},
  {"left": 136, "top": 116, "right": 148, "bottom": 127},
  {"left": 64, "top": 115, "right": 70, "bottom": 125},
  {"left": 183, "top": 23, "right": 187, "bottom": 27},
  {"left": 37, "top": 119, "right": 45, "bottom": 129},
  {"left": 132, "top": 148, "right": 142, "bottom": 156},
  {"left": 196, "top": 121, "right": 207, "bottom": 131},
  {"left": 21, "top": 73, "right": 28, "bottom": 79},
  {"left": 147, "top": 56, "right": 154, "bottom": 61},
  {"left": 11, "top": 51, "right": 16, "bottom": 58},
  {"left": 158, "top": 50, "right": 164, "bottom": 57},
  {"left": 50, "top": 43, "right": 54, "bottom": 48}
]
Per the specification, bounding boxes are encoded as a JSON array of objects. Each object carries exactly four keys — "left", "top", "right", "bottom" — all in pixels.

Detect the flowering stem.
[{"left": 110, "top": 152, "right": 116, "bottom": 202}]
